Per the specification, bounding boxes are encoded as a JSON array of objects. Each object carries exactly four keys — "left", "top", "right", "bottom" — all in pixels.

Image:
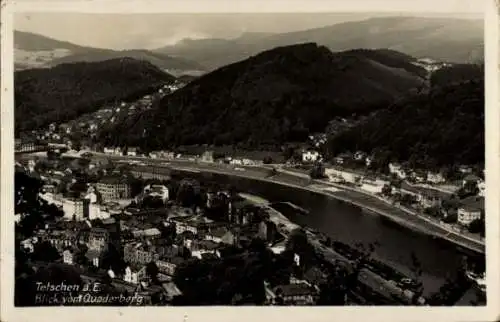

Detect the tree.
[
  {"left": 468, "top": 218, "right": 485, "bottom": 236},
  {"left": 442, "top": 213, "right": 458, "bottom": 224},
  {"left": 427, "top": 267, "right": 472, "bottom": 305},
  {"left": 72, "top": 141, "right": 82, "bottom": 152},
  {"left": 75, "top": 244, "right": 89, "bottom": 266},
  {"left": 424, "top": 206, "right": 442, "bottom": 218},
  {"left": 101, "top": 242, "right": 126, "bottom": 275},
  {"left": 176, "top": 179, "right": 202, "bottom": 208},
  {"left": 309, "top": 163, "right": 326, "bottom": 179},
  {"left": 32, "top": 241, "right": 61, "bottom": 262},
  {"left": 180, "top": 246, "right": 192, "bottom": 260},
  {"left": 146, "top": 261, "right": 160, "bottom": 284},
  {"left": 352, "top": 241, "right": 377, "bottom": 270},
  {"left": 141, "top": 196, "right": 165, "bottom": 209},
  {"left": 285, "top": 228, "right": 316, "bottom": 269},
  {"left": 282, "top": 146, "right": 296, "bottom": 162},
  {"left": 129, "top": 177, "right": 144, "bottom": 198},
  {"left": 263, "top": 156, "right": 273, "bottom": 164},
  {"left": 462, "top": 180, "right": 479, "bottom": 196},
  {"left": 47, "top": 150, "right": 58, "bottom": 160},
  {"left": 318, "top": 266, "right": 349, "bottom": 305},
  {"left": 381, "top": 184, "right": 392, "bottom": 196}
]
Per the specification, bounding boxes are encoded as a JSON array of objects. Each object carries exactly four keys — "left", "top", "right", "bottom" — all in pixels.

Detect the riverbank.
[
  {"left": 76, "top": 151, "right": 484, "bottom": 254},
  {"left": 277, "top": 167, "right": 484, "bottom": 250},
  {"left": 183, "top": 164, "right": 484, "bottom": 254},
  {"left": 238, "top": 192, "right": 429, "bottom": 303}
]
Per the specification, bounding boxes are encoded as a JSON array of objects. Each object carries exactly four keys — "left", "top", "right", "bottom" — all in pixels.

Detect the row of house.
[
  {"left": 115, "top": 212, "right": 278, "bottom": 285},
  {"left": 324, "top": 167, "right": 388, "bottom": 194},
  {"left": 39, "top": 177, "right": 129, "bottom": 221},
  {"left": 457, "top": 196, "right": 485, "bottom": 226},
  {"left": 22, "top": 225, "right": 111, "bottom": 257},
  {"left": 388, "top": 163, "right": 447, "bottom": 184},
  {"left": 394, "top": 182, "right": 485, "bottom": 226},
  {"left": 103, "top": 147, "right": 139, "bottom": 157}
]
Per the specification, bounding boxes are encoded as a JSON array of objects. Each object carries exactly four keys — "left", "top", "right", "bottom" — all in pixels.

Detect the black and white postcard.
[{"left": 1, "top": 0, "right": 499, "bottom": 321}]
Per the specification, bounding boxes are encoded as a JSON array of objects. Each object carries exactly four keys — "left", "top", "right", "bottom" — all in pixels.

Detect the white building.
[
  {"left": 85, "top": 190, "right": 98, "bottom": 204},
  {"left": 104, "top": 147, "right": 123, "bottom": 155},
  {"left": 458, "top": 207, "right": 482, "bottom": 226},
  {"left": 201, "top": 151, "right": 214, "bottom": 163},
  {"left": 85, "top": 203, "right": 110, "bottom": 220},
  {"left": 458, "top": 166, "right": 473, "bottom": 174},
  {"left": 359, "top": 178, "right": 388, "bottom": 194},
  {"left": 27, "top": 159, "right": 36, "bottom": 173},
  {"left": 242, "top": 158, "right": 256, "bottom": 166},
  {"left": 427, "top": 172, "right": 446, "bottom": 184},
  {"left": 96, "top": 205, "right": 111, "bottom": 220},
  {"left": 388, "top": 163, "right": 407, "bottom": 179},
  {"left": 190, "top": 240, "right": 221, "bottom": 259},
  {"left": 104, "top": 147, "right": 115, "bottom": 154},
  {"left": 39, "top": 192, "right": 64, "bottom": 207},
  {"left": 302, "top": 150, "right": 321, "bottom": 163},
  {"left": 324, "top": 168, "right": 361, "bottom": 184},
  {"left": 132, "top": 228, "right": 162, "bottom": 239},
  {"left": 270, "top": 241, "right": 286, "bottom": 254},
  {"left": 354, "top": 151, "right": 367, "bottom": 161},
  {"left": 20, "top": 238, "right": 36, "bottom": 253},
  {"left": 62, "top": 249, "right": 74, "bottom": 265},
  {"left": 124, "top": 265, "right": 146, "bottom": 284},
  {"left": 229, "top": 158, "right": 243, "bottom": 165},
  {"left": 411, "top": 171, "right": 427, "bottom": 183},
  {"left": 457, "top": 196, "right": 484, "bottom": 226},
  {"left": 62, "top": 198, "right": 86, "bottom": 221},
  {"left": 127, "top": 147, "right": 138, "bottom": 157},
  {"left": 478, "top": 180, "right": 485, "bottom": 197},
  {"left": 462, "top": 174, "right": 482, "bottom": 188}
]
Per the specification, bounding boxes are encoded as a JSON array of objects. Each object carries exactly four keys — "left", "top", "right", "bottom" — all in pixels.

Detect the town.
[
  {"left": 16, "top": 107, "right": 486, "bottom": 243},
  {"left": 15, "top": 116, "right": 485, "bottom": 305}
]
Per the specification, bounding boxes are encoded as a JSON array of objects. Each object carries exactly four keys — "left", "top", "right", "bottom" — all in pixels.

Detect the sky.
[{"left": 14, "top": 12, "right": 483, "bottom": 50}]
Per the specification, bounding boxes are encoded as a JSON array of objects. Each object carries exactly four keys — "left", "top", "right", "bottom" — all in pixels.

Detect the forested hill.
[
  {"left": 326, "top": 77, "right": 484, "bottom": 169},
  {"left": 430, "top": 63, "right": 484, "bottom": 88},
  {"left": 15, "top": 58, "right": 175, "bottom": 133},
  {"left": 99, "top": 43, "right": 426, "bottom": 149},
  {"left": 48, "top": 50, "right": 206, "bottom": 74}
]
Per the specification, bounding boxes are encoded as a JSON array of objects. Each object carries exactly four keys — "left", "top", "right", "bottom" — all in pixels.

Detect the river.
[{"left": 174, "top": 170, "right": 486, "bottom": 297}]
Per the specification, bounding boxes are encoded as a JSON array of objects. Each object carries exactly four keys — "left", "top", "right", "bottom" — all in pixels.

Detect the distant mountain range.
[
  {"left": 98, "top": 44, "right": 428, "bottom": 150},
  {"left": 15, "top": 58, "right": 175, "bottom": 133},
  {"left": 15, "top": 17, "right": 482, "bottom": 74},
  {"left": 155, "top": 17, "right": 484, "bottom": 70},
  {"left": 14, "top": 31, "right": 206, "bottom": 76}
]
